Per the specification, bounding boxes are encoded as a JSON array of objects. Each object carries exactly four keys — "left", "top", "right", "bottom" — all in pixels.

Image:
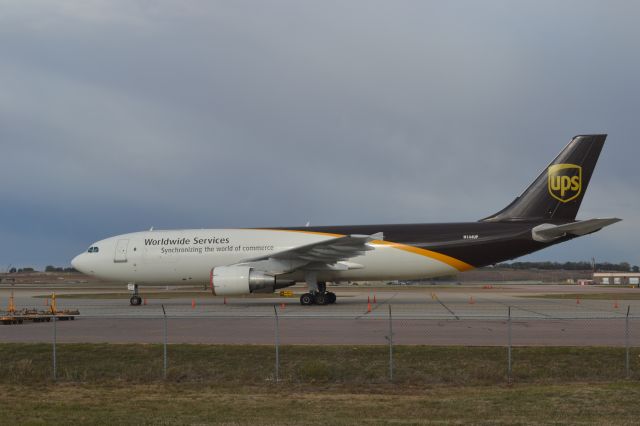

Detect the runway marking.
[
  {"left": 355, "top": 292, "right": 399, "bottom": 318},
  {"left": 525, "top": 296, "right": 630, "bottom": 317},
  {"left": 473, "top": 294, "right": 553, "bottom": 318},
  {"left": 495, "top": 293, "right": 634, "bottom": 318},
  {"left": 435, "top": 298, "right": 460, "bottom": 320}
]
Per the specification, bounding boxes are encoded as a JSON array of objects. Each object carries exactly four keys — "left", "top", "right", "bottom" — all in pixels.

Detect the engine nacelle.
[{"left": 211, "top": 265, "right": 275, "bottom": 296}]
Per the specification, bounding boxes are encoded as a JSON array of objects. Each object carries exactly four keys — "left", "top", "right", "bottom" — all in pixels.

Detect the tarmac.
[{"left": 1, "top": 284, "right": 640, "bottom": 346}]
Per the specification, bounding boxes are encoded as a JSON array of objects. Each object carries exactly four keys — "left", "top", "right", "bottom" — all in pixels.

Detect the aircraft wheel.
[
  {"left": 300, "top": 293, "right": 314, "bottom": 306},
  {"left": 130, "top": 296, "right": 142, "bottom": 306},
  {"left": 326, "top": 292, "right": 336, "bottom": 304},
  {"left": 314, "top": 293, "right": 327, "bottom": 305}
]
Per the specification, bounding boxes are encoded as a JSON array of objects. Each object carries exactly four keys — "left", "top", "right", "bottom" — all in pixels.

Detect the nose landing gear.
[{"left": 128, "top": 283, "right": 142, "bottom": 306}]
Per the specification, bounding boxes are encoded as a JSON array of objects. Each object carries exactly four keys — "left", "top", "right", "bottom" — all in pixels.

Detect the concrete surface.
[{"left": 1, "top": 284, "right": 639, "bottom": 345}]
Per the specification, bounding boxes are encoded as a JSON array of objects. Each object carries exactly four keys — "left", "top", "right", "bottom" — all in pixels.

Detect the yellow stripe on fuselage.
[{"left": 371, "top": 240, "right": 474, "bottom": 272}]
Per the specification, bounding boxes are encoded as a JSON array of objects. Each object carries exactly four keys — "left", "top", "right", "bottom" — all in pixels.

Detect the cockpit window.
[{"left": 87, "top": 246, "right": 100, "bottom": 253}]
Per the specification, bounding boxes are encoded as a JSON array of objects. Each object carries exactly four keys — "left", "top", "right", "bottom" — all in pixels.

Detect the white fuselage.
[{"left": 71, "top": 229, "right": 465, "bottom": 285}]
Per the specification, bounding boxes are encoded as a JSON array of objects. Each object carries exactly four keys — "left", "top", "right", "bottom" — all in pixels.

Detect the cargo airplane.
[{"left": 72, "top": 135, "right": 620, "bottom": 306}]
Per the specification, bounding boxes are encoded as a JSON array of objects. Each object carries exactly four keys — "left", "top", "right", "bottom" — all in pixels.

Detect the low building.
[{"left": 593, "top": 272, "right": 640, "bottom": 286}]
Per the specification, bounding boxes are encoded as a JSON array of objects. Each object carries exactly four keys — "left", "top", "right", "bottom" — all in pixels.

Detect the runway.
[{"left": 2, "top": 284, "right": 640, "bottom": 345}]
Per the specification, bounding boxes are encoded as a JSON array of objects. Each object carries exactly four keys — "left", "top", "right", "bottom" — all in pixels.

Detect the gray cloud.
[{"left": 0, "top": 0, "right": 638, "bottom": 267}]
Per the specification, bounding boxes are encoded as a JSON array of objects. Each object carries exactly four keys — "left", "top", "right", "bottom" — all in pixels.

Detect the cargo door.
[{"left": 114, "top": 239, "right": 129, "bottom": 263}]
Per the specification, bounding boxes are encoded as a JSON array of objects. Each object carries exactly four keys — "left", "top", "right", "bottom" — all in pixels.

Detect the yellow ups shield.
[{"left": 548, "top": 164, "right": 582, "bottom": 203}]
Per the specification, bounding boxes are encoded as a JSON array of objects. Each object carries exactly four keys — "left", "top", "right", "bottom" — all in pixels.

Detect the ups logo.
[{"left": 548, "top": 164, "right": 582, "bottom": 203}]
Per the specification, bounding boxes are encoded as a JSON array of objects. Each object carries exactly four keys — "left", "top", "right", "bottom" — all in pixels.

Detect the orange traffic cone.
[
  {"left": 367, "top": 302, "right": 372, "bottom": 313},
  {"left": 191, "top": 299, "right": 196, "bottom": 308},
  {"left": 368, "top": 295, "right": 371, "bottom": 303},
  {"left": 373, "top": 294, "right": 377, "bottom": 304}
]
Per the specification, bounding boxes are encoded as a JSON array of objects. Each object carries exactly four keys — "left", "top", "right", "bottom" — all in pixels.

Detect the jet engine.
[{"left": 211, "top": 265, "right": 277, "bottom": 296}]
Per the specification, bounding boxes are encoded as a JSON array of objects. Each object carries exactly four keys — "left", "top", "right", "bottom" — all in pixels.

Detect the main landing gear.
[
  {"left": 129, "top": 283, "right": 142, "bottom": 306},
  {"left": 299, "top": 282, "right": 336, "bottom": 306}
]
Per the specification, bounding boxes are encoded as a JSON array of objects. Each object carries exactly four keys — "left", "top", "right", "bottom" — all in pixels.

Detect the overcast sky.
[{"left": 0, "top": 0, "right": 638, "bottom": 268}]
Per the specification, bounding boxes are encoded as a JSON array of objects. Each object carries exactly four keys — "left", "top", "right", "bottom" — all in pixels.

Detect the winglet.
[
  {"left": 349, "top": 232, "right": 384, "bottom": 242},
  {"left": 368, "top": 232, "right": 384, "bottom": 241}
]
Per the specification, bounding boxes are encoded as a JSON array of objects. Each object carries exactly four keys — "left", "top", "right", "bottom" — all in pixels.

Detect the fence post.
[
  {"left": 162, "top": 304, "right": 168, "bottom": 380},
  {"left": 388, "top": 304, "right": 394, "bottom": 382},
  {"left": 507, "top": 306, "right": 512, "bottom": 383},
  {"left": 274, "top": 305, "right": 279, "bottom": 383},
  {"left": 626, "top": 305, "right": 630, "bottom": 379},
  {"left": 52, "top": 316, "right": 57, "bottom": 381}
]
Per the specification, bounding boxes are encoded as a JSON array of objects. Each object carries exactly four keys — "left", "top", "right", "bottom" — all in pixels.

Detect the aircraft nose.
[{"left": 71, "top": 253, "right": 85, "bottom": 272}]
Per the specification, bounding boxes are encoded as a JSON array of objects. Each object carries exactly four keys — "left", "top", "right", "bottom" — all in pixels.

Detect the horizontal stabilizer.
[{"left": 532, "top": 218, "right": 621, "bottom": 242}]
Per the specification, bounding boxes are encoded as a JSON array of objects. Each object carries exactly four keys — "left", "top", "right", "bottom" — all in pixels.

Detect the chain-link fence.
[{"left": 1, "top": 305, "right": 639, "bottom": 384}]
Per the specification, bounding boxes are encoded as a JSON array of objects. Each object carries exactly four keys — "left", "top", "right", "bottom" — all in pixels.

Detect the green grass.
[
  {"left": 2, "top": 344, "right": 640, "bottom": 424},
  {"left": 2, "top": 382, "right": 640, "bottom": 425},
  {"left": 1, "top": 344, "right": 639, "bottom": 386},
  {"left": 521, "top": 292, "right": 640, "bottom": 300}
]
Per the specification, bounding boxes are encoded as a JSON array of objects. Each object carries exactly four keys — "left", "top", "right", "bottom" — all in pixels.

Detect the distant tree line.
[
  {"left": 495, "top": 261, "right": 639, "bottom": 272},
  {"left": 44, "top": 266, "right": 78, "bottom": 273},
  {"left": 7, "top": 266, "right": 77, "bottom": 273},
  {"left": 7, "top": 267, "right": 36, "bottom": 273}
]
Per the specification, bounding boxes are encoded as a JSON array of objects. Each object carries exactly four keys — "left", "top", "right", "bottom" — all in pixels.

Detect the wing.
[{"left": 234, "top": 232, "right": 383, "bottom": 275}]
